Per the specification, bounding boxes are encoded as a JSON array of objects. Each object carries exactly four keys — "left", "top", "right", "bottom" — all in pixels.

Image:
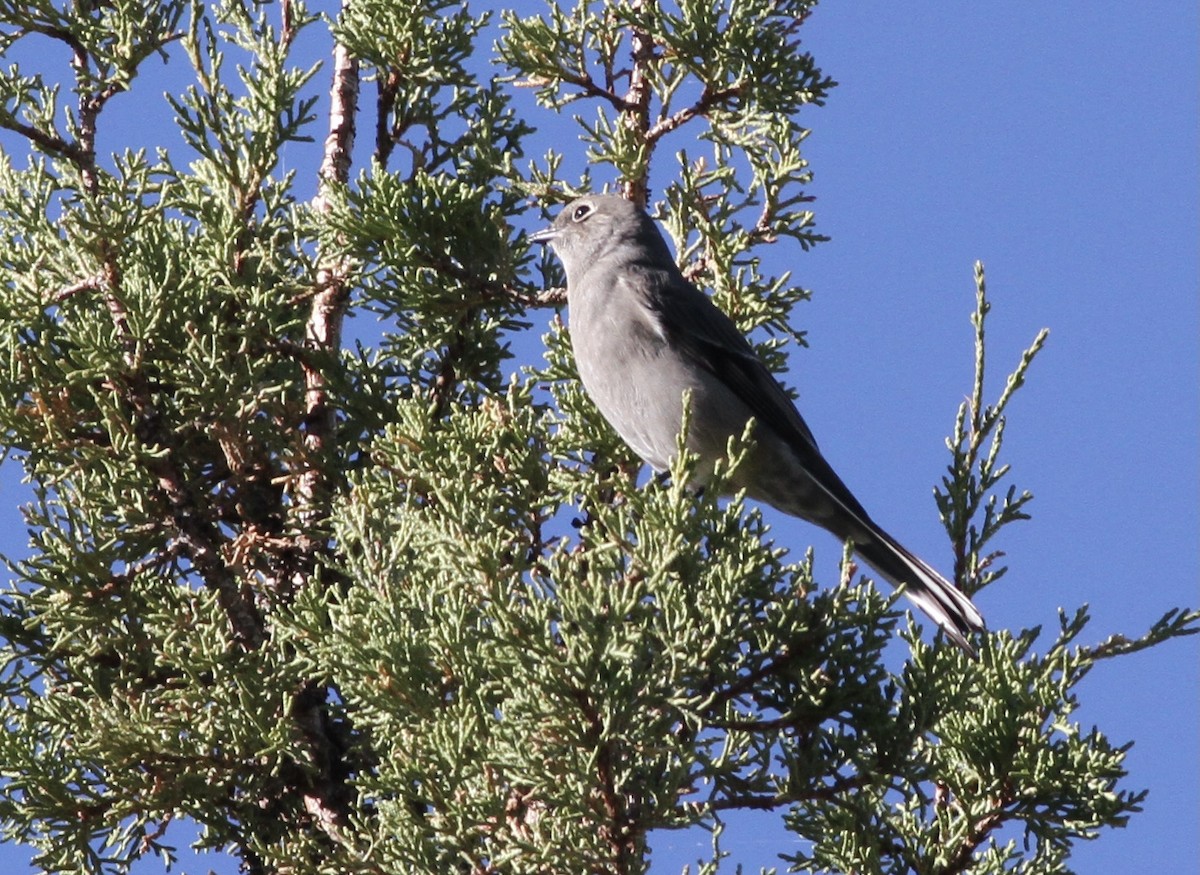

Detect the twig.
[
  {"left": 569, "top": 687, "right": 641, "bottom": 874},
  {"left": 646, "top": 84, "right": 741, "bottom": 143},
  {"left": 0, "top": 115, "right": 88, "bottom": 164},
  {"left": 288, "top": 19, "right": 361, "bottom": 842},
  {"left": 51, "top": 272, "right": 107, "bottom": 304},
  {"left": 299, "top": 38, "right": 359, "bottom": 518},
  {"left": 620, "top": 0, "right": 655, "bottom": 207}
]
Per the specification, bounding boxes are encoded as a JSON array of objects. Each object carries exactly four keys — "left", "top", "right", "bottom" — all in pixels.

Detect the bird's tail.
[{"left": 850, "top": 524, "right": 985, "bottom": 654}]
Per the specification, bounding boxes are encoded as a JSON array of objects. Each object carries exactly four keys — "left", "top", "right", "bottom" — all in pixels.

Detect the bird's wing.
[
  {"left": 624, "top": 270, "right": 983, "bottom": 652},
  {"left": 643, "top": 269, "right": 874, "bottom": 522}
]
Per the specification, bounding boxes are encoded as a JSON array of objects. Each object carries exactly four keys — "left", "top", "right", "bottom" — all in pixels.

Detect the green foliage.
[
  {"left": 0, "top": 2, "right": 1195, "bottom": 875},
  {"left": 936, "top": 263, "right": 1049, "bottom": 593},
  {"left": 782, "top": 613, "right": 1152, "bottom": 875},
  {"left": 314, "top": 382, "right": 898, "bottom": 873}
]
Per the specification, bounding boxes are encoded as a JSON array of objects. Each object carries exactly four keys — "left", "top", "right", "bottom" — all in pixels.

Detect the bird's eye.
[{"left": 571, "top": 203, "right": 593, "bottom": 222}]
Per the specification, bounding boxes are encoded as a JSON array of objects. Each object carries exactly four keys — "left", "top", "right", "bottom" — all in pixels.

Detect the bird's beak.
[{"left": 528, "top": 226, "right": 559, "bottom": 245}]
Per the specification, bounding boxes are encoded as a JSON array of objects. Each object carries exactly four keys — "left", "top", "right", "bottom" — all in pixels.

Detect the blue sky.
[
  {"left": 679, "top": 4, "right": 1199, "bottom": 872},
  {"left": 1, "top": 2, "right": 1197, "bottom": 873}
]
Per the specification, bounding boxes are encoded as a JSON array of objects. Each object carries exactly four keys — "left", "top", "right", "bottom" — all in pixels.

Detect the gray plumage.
[{"left": 529, "top": 194, "right": 985, "bottom": 652}]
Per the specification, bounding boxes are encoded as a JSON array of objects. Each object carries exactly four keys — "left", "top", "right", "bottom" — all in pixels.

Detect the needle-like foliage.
[{"left": 0, "top": 2, "right": 1194, "bottom": 874}]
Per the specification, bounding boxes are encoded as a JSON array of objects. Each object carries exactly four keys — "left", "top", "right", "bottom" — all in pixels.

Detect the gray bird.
[{"left": 529, "top": 194, "right": 985, "bottom": 652}]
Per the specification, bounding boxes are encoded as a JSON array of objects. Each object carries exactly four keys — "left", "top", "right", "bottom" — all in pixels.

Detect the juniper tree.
[{"left": 0, "top": 2, "right": 1195, "bottom": 874}]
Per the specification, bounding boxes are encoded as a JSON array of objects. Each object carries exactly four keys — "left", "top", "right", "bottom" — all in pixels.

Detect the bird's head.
[{"left": 529, "top": 194, "right": 674, "bottom": 285}]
